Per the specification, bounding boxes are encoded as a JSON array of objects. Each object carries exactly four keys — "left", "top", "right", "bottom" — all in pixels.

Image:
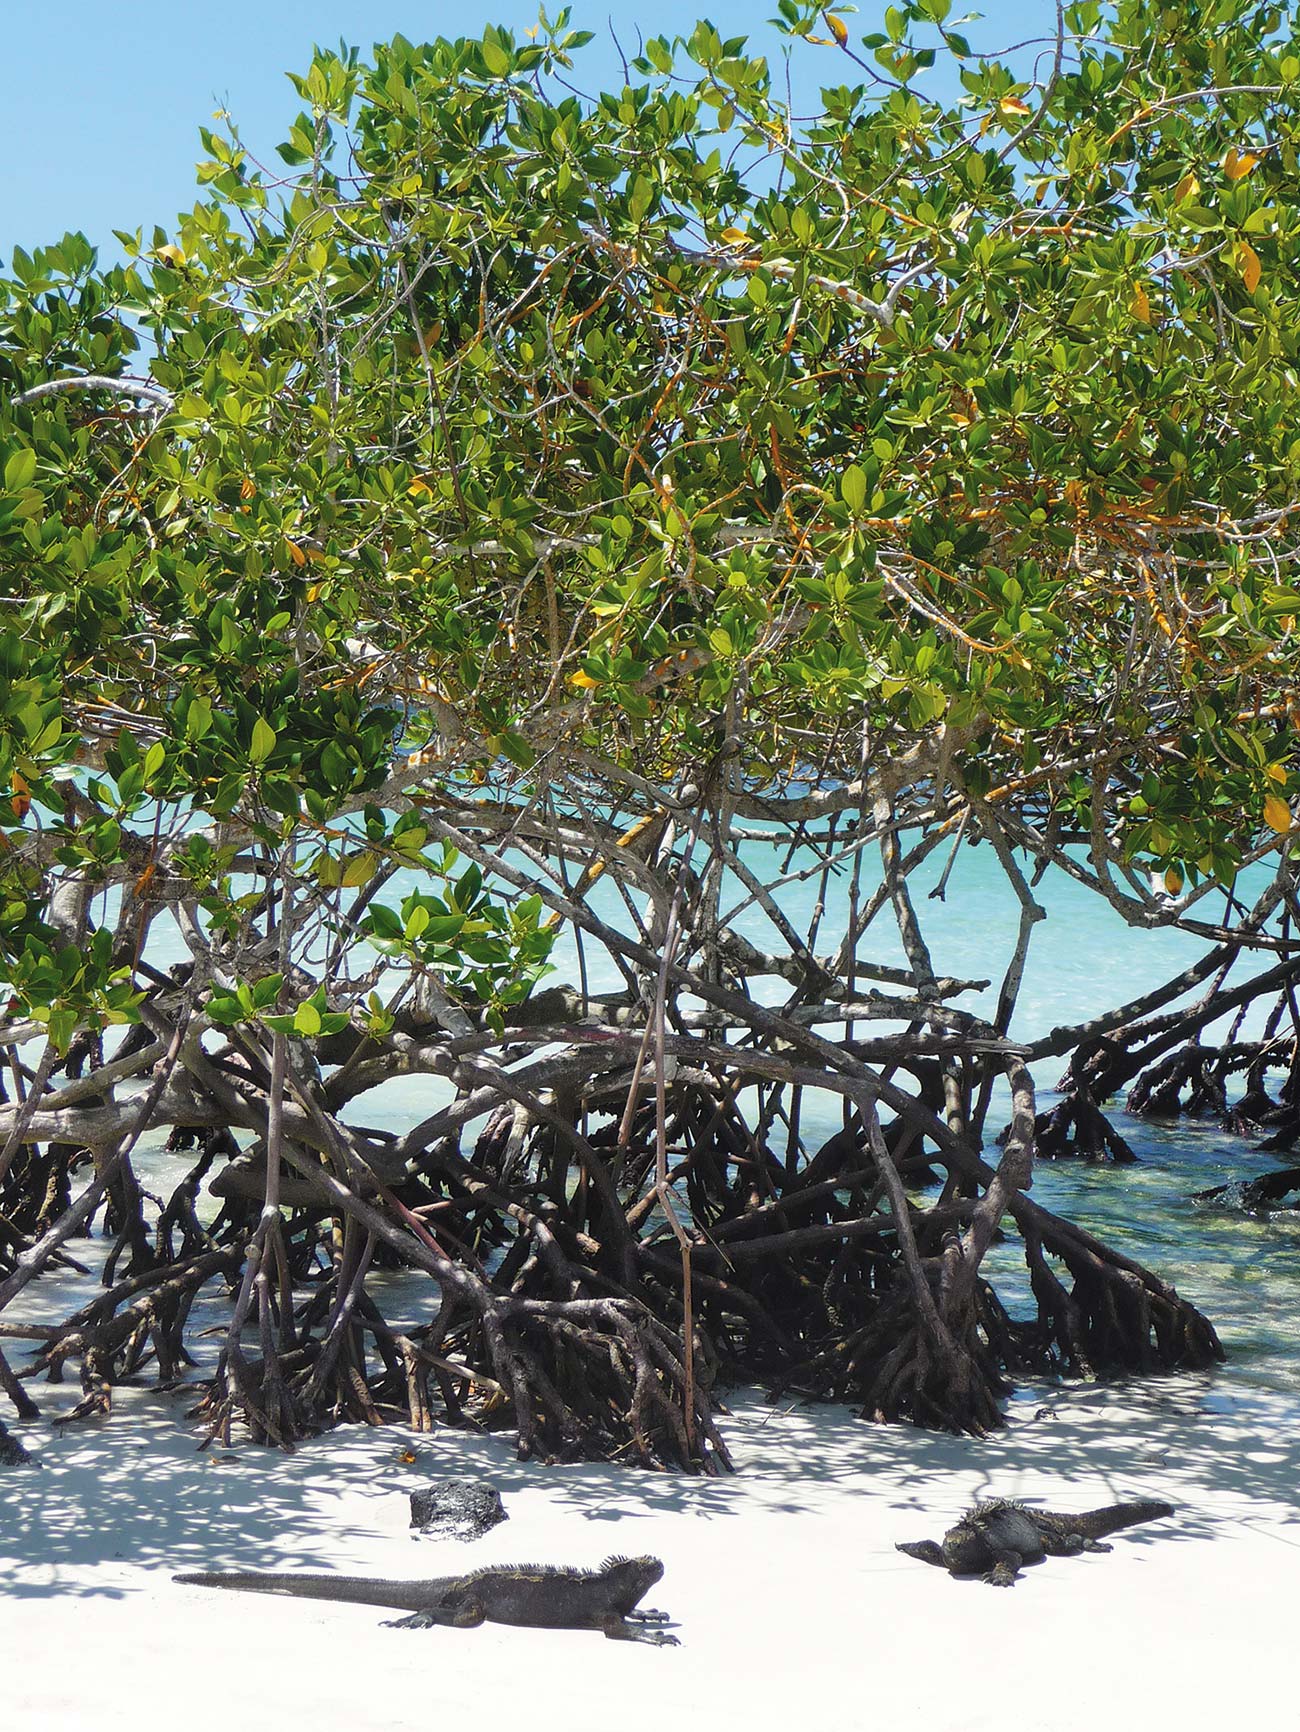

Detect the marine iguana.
[
  {"left": 0, "top": 1419, "right": 34, "bottom": 1467},
  {"left": 175, "top": 1553, "right": 678, "bottom": 1642},
  {"left": 897, "top": 1498, "right": 1175, "bottom": 1585}
]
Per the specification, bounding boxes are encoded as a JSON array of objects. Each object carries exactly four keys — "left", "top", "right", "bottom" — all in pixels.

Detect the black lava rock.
[{"left": 409, "top": 1479, "right": 507, "bottom": 1541}]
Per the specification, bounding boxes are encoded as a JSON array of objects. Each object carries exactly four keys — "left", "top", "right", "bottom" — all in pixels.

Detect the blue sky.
[{"left": 1, "top": 1, "right": 1053, "bottom": 262}]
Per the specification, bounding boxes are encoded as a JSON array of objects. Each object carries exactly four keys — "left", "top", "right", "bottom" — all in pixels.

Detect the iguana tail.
[
  {"left": 1051, "top": 1500, "right": 1175, "bottom": 1539},
  {"left": 175, "top": 1571, "right": 440, "bottom": 1612}
]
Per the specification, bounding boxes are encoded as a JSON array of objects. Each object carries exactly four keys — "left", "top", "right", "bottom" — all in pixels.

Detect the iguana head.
[{"left": 602, "top": 1554, "right": 665, "bottom": 1600}]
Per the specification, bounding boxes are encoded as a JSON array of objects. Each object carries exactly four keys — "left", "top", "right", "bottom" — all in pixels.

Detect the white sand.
[{"left": 1, "top": 1368, "right": 1294, "bottom": 1732}]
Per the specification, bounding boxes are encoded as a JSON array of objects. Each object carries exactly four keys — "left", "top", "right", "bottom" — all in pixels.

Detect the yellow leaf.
[
  {"left": 1164, "top": 867, "right": 1184, "bottom": 896},
  {"left": 1173, "top": 172, "right": 1199, "bottom": 203},
  {"left": 154, "top": 243, "right": 186, "bottom": 268},
  {"left": 1131, "top": 283, "right": 1151, "bottom": 324},
  {"left": 341, "top": 851, "right": 376, "bottom": 888},
  {"left": 720, "top": 226, "right": 754, "bottom": 248},
  {"left": 569, "top": 670, "right": 600, "bottom": 689},
  {"left": 1239, "top": 240, "right": 1261, "bottom": 294},
  {"left": 286, "top": 540, "right": 307, "bottom": 567},
  {"left": 999, "top": 97, "right": 1033, "bottom": 117},
  {"left": 1224, "top": 147, "right": 1260, "bottom": 181},
  {"left": 1266, "top": 762, "right": 1288, "bottom": 785},
  {"left": 408, "top": 476, "right": 434, "bottom": 498},
  {"left": 1264, "top": 793, "right": 1292, "bottom": 834},
  {"left": 823, "top": 11, "right": 849, "bottom": 45},
  {"left": 240, "top": 476, "right": 256, "bottom": 500}
]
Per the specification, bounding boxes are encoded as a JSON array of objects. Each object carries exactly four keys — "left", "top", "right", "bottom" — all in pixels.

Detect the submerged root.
[
  {"left": 1013, "top": 1198, "right": 1222, "bottom": 1375},
  {"left": 1028, "top": 1087, "right": 1137, "bottom": 1164},
  {"left": 1194, "top": 1166, "right": 1300, "bottom": 1212}
]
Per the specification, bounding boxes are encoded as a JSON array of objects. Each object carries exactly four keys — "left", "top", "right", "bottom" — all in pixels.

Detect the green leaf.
[
  {"left": 366, "top": 905, "right": 403, "bottom": 942},
  {"left": 29, "top": 717, "right": 62, "bottom": 755},
  {"left": 249, "top": 717, "right": 277, "bottom": 766},
  {"left": 262, "top": 777, "right": 301, "bottom": 819},
  {"left": 842, "top": 465, "right": 868, "bottom": 513},
  {"left": 629, "top": 175, "right": 654, "bottom": 223},
  {"left": 481, "top": 37, "right": 511, "bottom": 75},
  {"left": 186, "top": 698, "right": 213, "bottom": 741},
  {"left": 252, "top": 973, "right": 284, "bottom": 1009},
  {"left": 500, "top": 731, "right": 535, "bottom": 769},
  {"left": 423, "top": 913, "right": 466, "bottom": 943},
  {"left": 4, "top": 449, "right": 37, "bottom": 492}
]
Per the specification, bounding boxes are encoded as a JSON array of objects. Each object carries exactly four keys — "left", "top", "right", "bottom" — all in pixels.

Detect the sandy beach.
[{"left": 2, "top": 1365, "right": 1293, "bottom": 1732}]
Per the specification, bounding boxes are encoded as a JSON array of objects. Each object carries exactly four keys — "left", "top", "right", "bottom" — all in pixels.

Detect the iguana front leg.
[
  {"left": 984, "top": 1551, "right": 1024, "bottom": 1586},
  {"left": 601, "top": 1617, "right": 680, "bottom": 1645}
]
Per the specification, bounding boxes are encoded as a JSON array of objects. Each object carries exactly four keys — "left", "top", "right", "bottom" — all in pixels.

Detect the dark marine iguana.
[
  {"left": 175, "top": 1553, "right": 678, "bottom": 1643},
  {"left": 0, "top": 1419, "right": 34, "bottom": 1467},
  {"left": 897, "top": 1499, "right": 1175, "bottom": 1585}
]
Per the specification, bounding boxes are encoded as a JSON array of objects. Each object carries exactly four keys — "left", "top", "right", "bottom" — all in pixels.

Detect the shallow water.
[{"left": 116, "top": 833, "right": 1300, "bottom": 1409}]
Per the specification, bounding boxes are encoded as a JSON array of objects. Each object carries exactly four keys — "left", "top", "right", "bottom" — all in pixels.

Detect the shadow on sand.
[{"left": 2, "top": 1360, "right": 1299, "bottom": 1599}]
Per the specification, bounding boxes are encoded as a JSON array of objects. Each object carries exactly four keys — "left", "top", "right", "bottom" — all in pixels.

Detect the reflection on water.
[{"left": 990, "top": 1101, "right": 1300, "bottom": 1400}]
